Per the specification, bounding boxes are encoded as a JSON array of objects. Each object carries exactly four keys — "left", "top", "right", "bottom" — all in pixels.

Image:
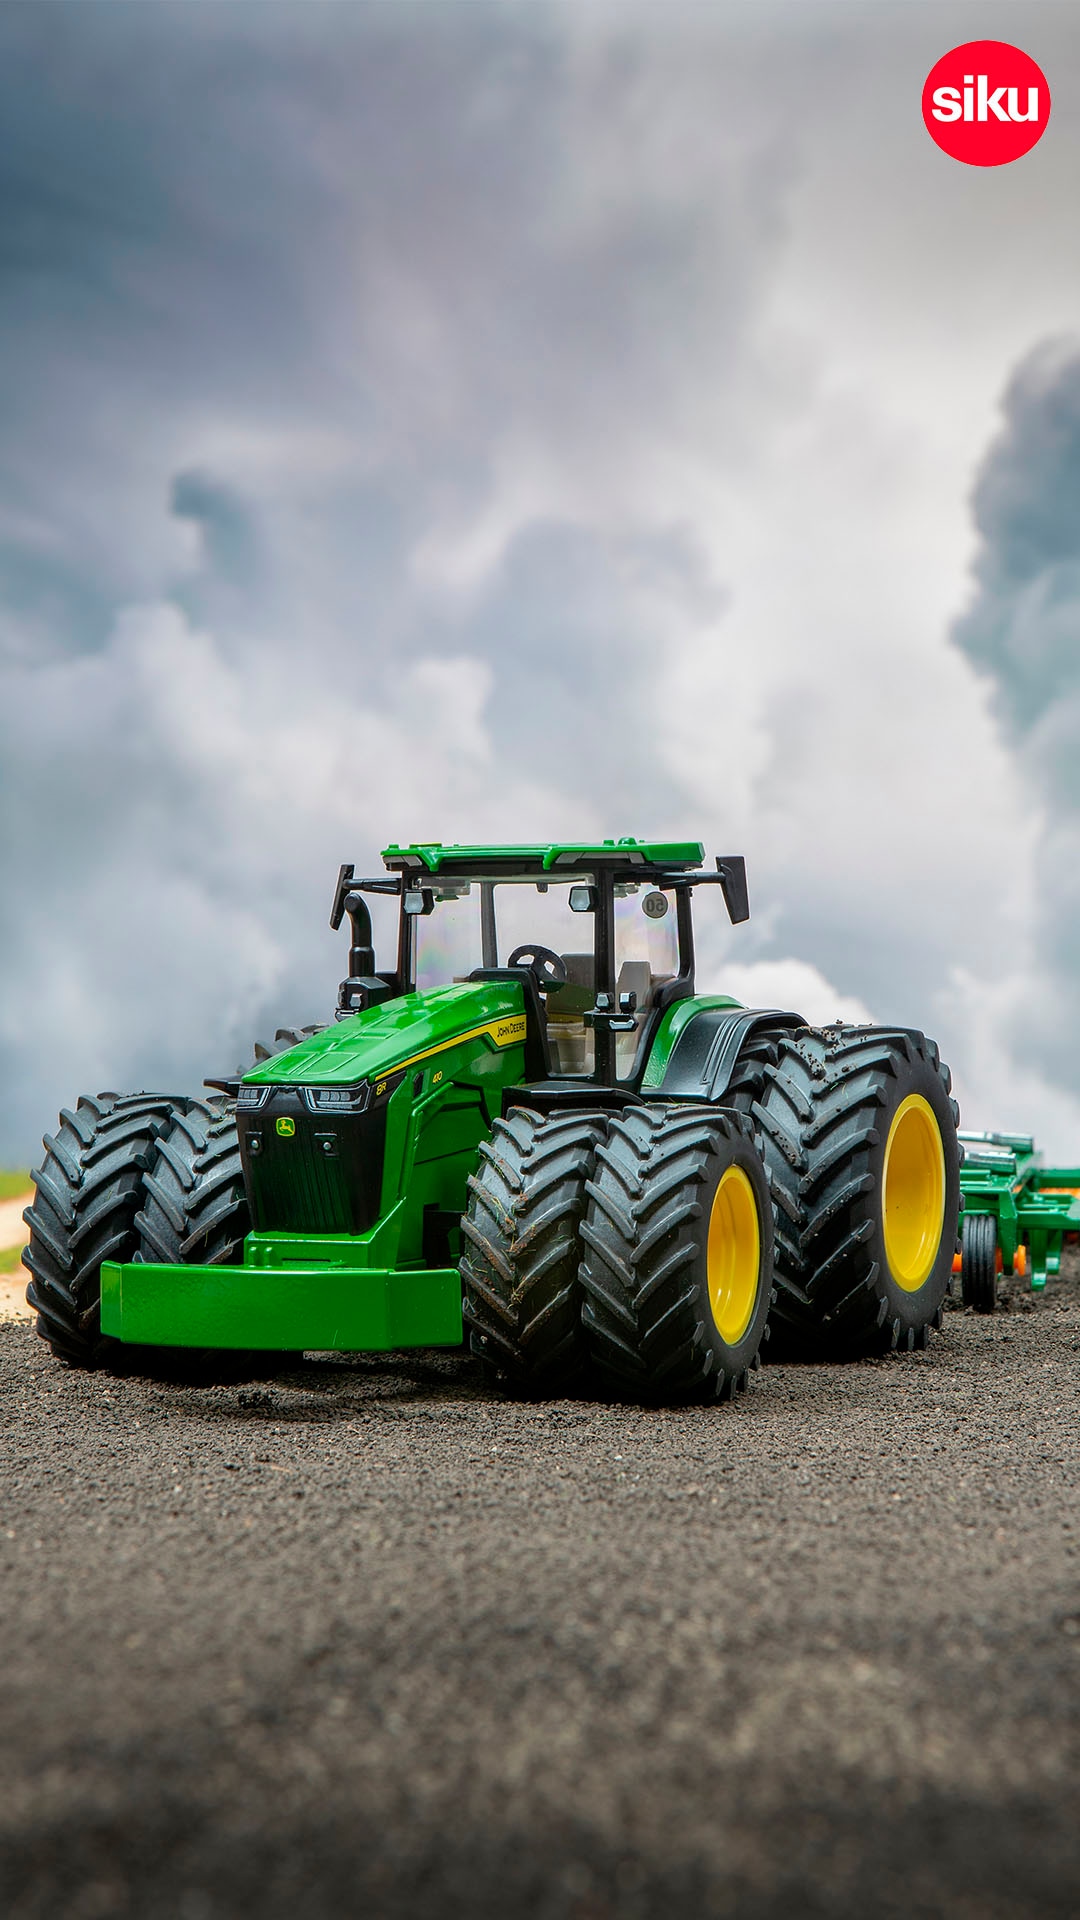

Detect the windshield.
[
  {"left": 412, "top": 876, "right": 679, "bottom": 1078},
  {"left": 413, "top": 878, "right": 593, "bottom": 987}
]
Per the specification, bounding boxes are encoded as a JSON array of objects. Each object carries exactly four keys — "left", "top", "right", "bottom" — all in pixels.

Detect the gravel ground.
[{"left": 1, "top": 1261, "right": 1078, "bottom": 1920}]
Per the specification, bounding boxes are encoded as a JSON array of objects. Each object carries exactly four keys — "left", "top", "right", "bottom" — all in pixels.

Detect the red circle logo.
[{"left": 922, "top": 41, "right": 1050, "bottom": 166}]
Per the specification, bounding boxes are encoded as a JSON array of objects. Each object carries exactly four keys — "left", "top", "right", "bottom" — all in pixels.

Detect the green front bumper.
[{"left": 99, "top": 1259, "right": 463, "bottom": 1351}]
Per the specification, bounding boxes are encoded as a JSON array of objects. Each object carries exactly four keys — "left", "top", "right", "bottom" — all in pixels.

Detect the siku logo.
[{"left": 922, "top": 41, "right": 1050, "bottom": 166}]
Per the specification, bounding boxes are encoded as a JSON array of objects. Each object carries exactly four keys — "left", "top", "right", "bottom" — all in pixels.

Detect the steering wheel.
[{"left": 506, "top": 944, "right": 568, "bottom": 995}]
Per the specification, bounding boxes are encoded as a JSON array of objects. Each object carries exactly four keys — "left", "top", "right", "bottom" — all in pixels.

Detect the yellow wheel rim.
[
  {"left": 882, "top": 1094, "right": 946, "bottom": 1292},
  {"left": 706, "top": 1164, "right": 761, "bottom": 1345}
]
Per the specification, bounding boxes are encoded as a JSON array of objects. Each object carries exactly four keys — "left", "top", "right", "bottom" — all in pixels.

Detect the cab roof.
[{"left": 381, "top": 838, "right": 705, "bottom": 877}]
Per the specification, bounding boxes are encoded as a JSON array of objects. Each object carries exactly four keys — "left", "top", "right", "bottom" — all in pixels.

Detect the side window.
[
  {"left": 542, "top": 951, "right": 596, "bottom": 1076},
  {"left": 494, "top": 881, "right": 596, "bottom": 1077},
  {"left": 613, "top": 886, "right": 678, "bottom": 1075}
]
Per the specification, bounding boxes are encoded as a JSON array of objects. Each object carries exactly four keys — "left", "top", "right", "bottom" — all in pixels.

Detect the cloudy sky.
[{"left": 2, "top": 0, "right": 1080, "bottom": 1162}]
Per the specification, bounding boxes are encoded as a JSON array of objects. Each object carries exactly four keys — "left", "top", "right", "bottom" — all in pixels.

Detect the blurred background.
[{"left": 2, "top": 0, "right": 1079, "bottom": 1164}]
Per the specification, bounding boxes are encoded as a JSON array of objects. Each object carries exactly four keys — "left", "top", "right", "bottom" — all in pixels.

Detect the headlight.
[{"left": 300, "top": 1084, "right": 371, "bottom": 1114}]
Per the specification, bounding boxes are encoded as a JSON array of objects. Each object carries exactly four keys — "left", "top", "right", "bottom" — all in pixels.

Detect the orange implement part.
[{"left": 954, "top": 1241, "right": 1027, "bottom": 1276}]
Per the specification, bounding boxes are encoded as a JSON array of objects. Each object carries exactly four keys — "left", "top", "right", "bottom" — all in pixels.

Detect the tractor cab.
[
  {"left": 333, "top": 839, "right": 751, "bottom": 1091},
  {"left": 410, "top": 863, "right": 679, "bottom": 1079}
]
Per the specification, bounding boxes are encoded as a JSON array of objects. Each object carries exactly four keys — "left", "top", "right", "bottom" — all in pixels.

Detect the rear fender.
[{"left": 645, "top": 1005, "right": 805, "bottom": 1103}]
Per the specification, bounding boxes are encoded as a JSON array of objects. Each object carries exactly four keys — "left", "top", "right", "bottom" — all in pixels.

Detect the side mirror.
[
  {"left": 715, "top": 856, "right": 749, "bottom": 925},
  {"left": 569, "top": 885, "right": 596, "bottom": 914}
]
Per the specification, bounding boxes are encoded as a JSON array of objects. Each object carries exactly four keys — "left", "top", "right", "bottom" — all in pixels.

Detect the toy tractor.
[{"left": 24, "top": 839, "right": 962, "bottom": 1402}]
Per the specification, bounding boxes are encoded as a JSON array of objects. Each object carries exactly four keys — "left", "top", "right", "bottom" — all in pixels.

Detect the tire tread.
[
  {"left": 757, "top": 1025, "right": 958, "bottom": 1355},
  {"left": 461, "top": 1107, "right": 607, "bottom": 1394}
]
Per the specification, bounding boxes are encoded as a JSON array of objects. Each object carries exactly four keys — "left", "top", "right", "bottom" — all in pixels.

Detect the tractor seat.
[
  {"left": 545, "top": 953, "right": 594, "bottom": 1074},
  {"left": 546, "top": 953, "right": 595, "bottom": 1019}
]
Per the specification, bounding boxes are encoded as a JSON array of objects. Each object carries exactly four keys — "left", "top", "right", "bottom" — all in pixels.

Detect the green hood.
[{"left": 241, "top": 980, "right": 527, "bottom": 1088}]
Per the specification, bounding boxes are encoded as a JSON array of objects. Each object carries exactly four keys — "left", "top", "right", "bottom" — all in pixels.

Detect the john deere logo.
[
  {"left": 494, "top": 1016, "right": 527, "bottom": 1046},
  {"left": 276, "top": 1117, "right": 296, "bottom": 1138}
]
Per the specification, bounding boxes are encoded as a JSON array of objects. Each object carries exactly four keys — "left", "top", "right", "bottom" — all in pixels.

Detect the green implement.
[{"left": 957, "top": 1129, "right": 1080, "bottom": 1311}]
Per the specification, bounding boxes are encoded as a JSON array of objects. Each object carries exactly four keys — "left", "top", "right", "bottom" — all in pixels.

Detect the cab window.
[{"left": 613, "top": 885, "right": 678, "bottom": 1076}]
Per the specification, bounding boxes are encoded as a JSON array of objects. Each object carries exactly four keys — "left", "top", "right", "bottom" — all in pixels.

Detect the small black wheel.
[
  {"left": 579, "top": 1105, "right": 774, "bottom": 1404},
  {"left": 506, "top": 945, "right": 568, "bottom": 994},
  {"left": 461, "top": 1106, "right": 606, "bottom": 1395},
  {"left": 23, "top": 1092, "right": 192, "bottom": 1369},
  {"left": 960, "top": 1211, "right": 998, "bottom": 1313}
]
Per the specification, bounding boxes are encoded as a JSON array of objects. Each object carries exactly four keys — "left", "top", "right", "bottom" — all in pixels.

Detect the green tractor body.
[
  {"left": 26, "top": 838, "right": 964, "bottom": 1400},
  {"left": 101, "top": 978, "right": 529, "bottom": 1351}
]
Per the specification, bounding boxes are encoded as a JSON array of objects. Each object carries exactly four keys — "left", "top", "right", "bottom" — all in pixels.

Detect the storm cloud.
[
  {"left": 2, "top": 1, "right": 1080, "bottom": 1160},
  {"left": 955, "top": 339, "right": 1080, "bottom": 762},
  {"left": 952, "top": 339, "right": 1080, "bottom": 1099}
]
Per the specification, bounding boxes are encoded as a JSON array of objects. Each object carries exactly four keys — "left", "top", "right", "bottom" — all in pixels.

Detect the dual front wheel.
[
  {"left": 23, "top": 1028, "right": 323, "bottom": 1373},
  {"left": 24, "top": 1092, "right": 255, "bottom": 1375},
  {"left": 461, "top": 1104, "right": 772, "bottom": 1405}
]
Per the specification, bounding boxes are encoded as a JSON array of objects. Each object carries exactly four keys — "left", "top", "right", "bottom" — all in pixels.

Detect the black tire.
[
  {"left": 579, "top": 1105, "right": 774, "bottom": 1405},
  {"left": 755, "top": 1025, "right": 961, "bottom": 1357},
  {"left": 723, "top": 1030, "right": 786, "bottom": 1115},
  {"left": 133, "top": 1103, "right": 297, "bottom": 1379},
  {"left": 22, "top": 1092, "right": 192, "bottom": 1369},
  {"left": 960, "top": 1210, "right": 998, "bottom": 1313},
  {"left": 252, "top": 1025, "right": 326, "bottom": 1065},
  {"left": 135, "top": 1099, "right": 250, "bottom": 1267},
  {"left": 460, "top": 1106, "right": 607, "bottom": 1395}
]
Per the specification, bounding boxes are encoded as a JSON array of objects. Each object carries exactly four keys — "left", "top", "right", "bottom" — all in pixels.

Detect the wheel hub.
[
  {"left": 883, "top": 1094, "right": 946, "bottom": 1292},
  {"left": 706, "top": 1164, "right": 760, "bottom": 1344}
]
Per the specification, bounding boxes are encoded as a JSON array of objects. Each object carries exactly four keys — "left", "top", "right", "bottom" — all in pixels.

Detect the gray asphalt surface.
[{"left": 2, "top": 1262, "right": 1079, "bottom": 1920}]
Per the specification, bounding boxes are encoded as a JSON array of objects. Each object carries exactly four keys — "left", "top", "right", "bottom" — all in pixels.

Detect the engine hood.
[{"left": 240, "top": 980, "right": 527, "bottom": 1089}]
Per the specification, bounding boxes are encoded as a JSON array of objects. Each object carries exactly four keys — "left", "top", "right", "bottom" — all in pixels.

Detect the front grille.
[{"left": 237, "top": 1084, "right": 391, "bottom": 1235}]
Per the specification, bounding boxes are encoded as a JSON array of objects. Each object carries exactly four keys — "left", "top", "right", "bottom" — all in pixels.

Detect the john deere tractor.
[{"left": 24, "top": 839, "right": 961, "bottom": 1401}]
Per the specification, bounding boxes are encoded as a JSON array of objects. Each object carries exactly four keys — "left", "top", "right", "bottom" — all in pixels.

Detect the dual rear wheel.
[{"left": 755, "top": 1025, "right": 960, "bottom": 1357}]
